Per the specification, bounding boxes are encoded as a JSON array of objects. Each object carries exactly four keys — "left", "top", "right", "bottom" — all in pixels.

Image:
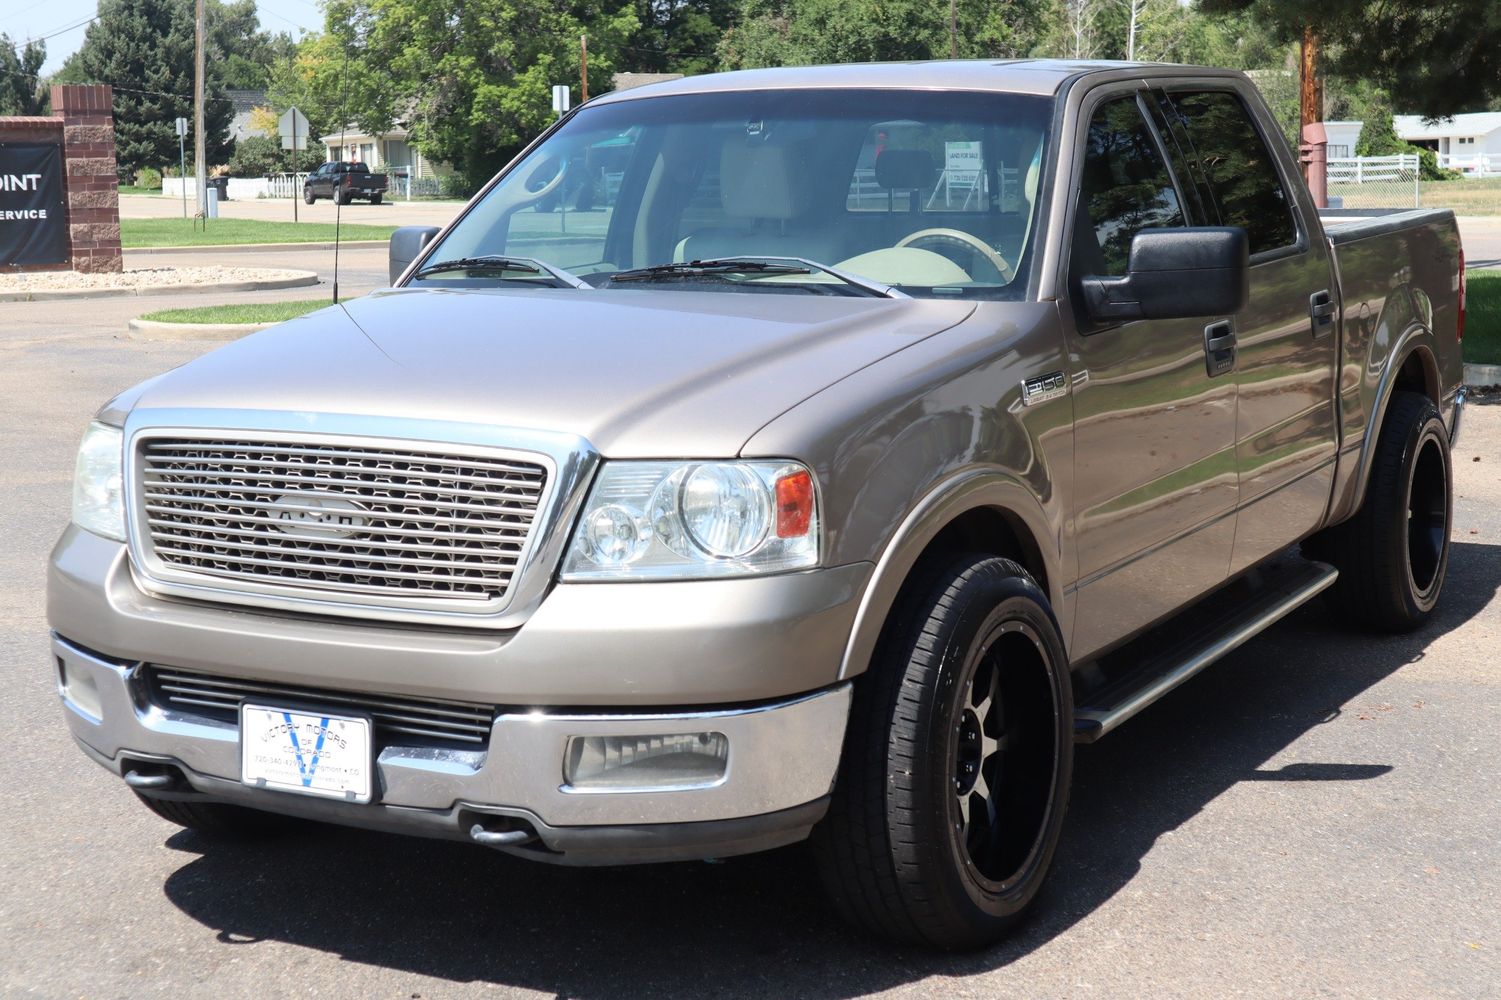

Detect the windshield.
[{"left": 413, "top": 88, "right": 1052, "bottom": 299}]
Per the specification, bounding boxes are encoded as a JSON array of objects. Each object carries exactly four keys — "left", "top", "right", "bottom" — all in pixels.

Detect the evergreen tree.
[
  {"left": 68, "top": 0, "right": 234, "bottom": 178},
  {"left": 1199, "top": 0, "right": 1501, "bottom": 116},
  {"left": 0, "top": 34, "right": 47, "bottom": 116}
]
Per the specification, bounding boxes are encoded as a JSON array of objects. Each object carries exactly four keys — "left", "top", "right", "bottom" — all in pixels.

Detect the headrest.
[
  {"left": 720, "top": 140, "right": 813, "bottom": 220},
  {"left": 875, "top": 149, "right": 935, "bottom": 191}
]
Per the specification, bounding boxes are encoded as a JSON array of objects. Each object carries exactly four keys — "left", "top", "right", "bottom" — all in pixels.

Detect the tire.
[
  {"left": 813, "top": 554, "right": 1074, "bottom": 949},
  {"left": 134, "top": 792, "right": 300, "bottom": 838},
  {"left": 1306, "top": 390, "right": 1452, "bottom": 631},
  {"left": 303, "top": 187, "right": 315, "bottom": 205},
  {"left": 336, "top": 189, "right": 351, "bottom": 206},
  {"left": 370, "top": 193, "right": 383, "bottom": 205}
]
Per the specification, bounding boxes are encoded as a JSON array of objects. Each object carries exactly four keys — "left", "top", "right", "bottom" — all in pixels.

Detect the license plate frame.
[{"left": 240, "top": 702, "right": 374, "bottom": 804}]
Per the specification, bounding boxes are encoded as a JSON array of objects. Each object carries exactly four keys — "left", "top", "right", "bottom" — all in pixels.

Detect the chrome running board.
[{"left": 1074, "top": 561, "right": 1339, "bottom": 743}]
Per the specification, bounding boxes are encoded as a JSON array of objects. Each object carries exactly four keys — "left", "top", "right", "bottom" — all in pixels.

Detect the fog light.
[{"left": 564, "top": 732, "right": 729, "bottom": 791}]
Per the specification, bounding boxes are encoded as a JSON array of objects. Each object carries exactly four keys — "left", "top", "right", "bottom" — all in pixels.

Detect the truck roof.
[{"left": 589, "top": 59, "right": 1241, "bottom": 105}]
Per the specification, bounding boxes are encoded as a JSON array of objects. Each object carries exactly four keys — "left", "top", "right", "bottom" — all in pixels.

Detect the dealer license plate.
[{"left": 240, "top": 704, "right": 373, "bottom": 803}]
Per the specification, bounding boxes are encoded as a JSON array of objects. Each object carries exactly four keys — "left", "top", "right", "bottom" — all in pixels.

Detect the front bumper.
[{"left": 55, "top": 635, "right": 850, "bottom": 864}]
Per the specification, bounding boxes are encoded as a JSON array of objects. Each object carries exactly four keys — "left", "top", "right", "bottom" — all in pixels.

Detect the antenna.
[{"left": 331, "top": 42, "right": 352, "bottom": 304}]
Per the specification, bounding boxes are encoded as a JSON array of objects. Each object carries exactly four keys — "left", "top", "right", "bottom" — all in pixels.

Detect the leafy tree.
[
  {"left": 225, "top": 134, "right": 323, "bottom": 176},
  {"left": 626, "top": 0, "right": 736, "bottom": 76},
  {"left": 718, "top": 0, "right": 1050, "bottom": 69},
  {"left": 65, "top": 0, "right": 234, "bottom": 177},
  {"left": 1198, "top": 0, "right": 1501, "bottom": 116},
  {"left": 0, "top": 34, "right": 47, "bottom": 116},
  {"left": 282, "top": 0, "right": 639, "bottom": 191}
]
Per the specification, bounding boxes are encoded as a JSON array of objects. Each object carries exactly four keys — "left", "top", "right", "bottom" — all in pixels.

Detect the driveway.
[{"left": 0, "top": 302, "right": 1497, "bottom": 997}]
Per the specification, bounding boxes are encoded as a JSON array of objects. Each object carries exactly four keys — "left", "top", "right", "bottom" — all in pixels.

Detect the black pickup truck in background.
[{"left": 303, "top": 161, "right": 389, "bottom": 205}]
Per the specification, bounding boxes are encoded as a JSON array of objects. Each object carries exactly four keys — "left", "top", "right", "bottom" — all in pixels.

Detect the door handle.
[
  {"left": 1204, "top": 320, "right": 1236, "bottom": 377},
  {"left": 1310, "top": 289, "right": 1337, "bottom": 335}
]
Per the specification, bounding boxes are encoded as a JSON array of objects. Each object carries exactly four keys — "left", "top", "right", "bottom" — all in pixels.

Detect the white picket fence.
[{"left": 1437, "top": 152, "right": 1498, "bottom": 177}]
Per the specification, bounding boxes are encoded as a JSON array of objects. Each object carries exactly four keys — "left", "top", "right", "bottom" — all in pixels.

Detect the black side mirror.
[
  {"left": 389, "top": 226, "right": 441, "bottom": 284},
  {"left": 1081, "top": 227, "right": 1249, "bottom": 323}
]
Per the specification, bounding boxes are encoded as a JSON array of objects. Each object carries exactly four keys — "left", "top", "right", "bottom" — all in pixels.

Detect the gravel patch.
[{"left": 0, "top": 265, "right": 309, "bottom": 293}]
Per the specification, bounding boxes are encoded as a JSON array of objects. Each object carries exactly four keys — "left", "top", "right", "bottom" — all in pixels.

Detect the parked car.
[
  {"left": 51, "top": 61, "right": 1466, "bottom": 950},
  {"left": 303, "top": 161, "right": 388, "bottom": 205}
]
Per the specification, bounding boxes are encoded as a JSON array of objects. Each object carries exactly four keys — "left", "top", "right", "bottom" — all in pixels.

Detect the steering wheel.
[{"left": 896, "top": 228, "right": 1013, "bottom": 283}]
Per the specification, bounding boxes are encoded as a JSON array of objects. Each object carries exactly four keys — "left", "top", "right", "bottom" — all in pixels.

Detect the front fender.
[{"left": 836, "top": 469, "right": 1067, "bottom": 681}]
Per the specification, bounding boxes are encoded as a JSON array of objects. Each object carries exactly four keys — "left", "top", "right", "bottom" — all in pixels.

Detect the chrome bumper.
[
  {"left": 1450, "top": 385, "right": 1467, "bottom": 449},
  {"left": 54, "top": 636, "right": 850, "bottom": 864}
]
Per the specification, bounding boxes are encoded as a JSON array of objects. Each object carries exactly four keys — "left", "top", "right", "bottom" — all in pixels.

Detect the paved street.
[
  {"left": 0, "top": 225, "right": 1497, "bottom": 997},
  {"left": 119, "top": 192, "right": 466, "bottom": 228}
]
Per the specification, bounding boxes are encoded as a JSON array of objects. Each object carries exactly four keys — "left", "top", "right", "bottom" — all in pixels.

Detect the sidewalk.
[{"left": 120, "top": 192, "right": 465, "bottom": 229}]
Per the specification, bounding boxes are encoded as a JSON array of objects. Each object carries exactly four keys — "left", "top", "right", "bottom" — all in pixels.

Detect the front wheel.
[
  {"left": 813, "top": 554, "right": 1073, "bottom": 949},
  {"left": 303, "top": 186, "right": 315, "bottom": 204}
]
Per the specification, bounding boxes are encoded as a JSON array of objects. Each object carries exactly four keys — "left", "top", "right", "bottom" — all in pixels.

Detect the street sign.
[
  {"left": 552, "top": 85, "right": 571, "bottom": 115},
  {"left": 174, "top": 117, "right": 188, "bottom": 138},
  {"left": 279, "top": 107, "right": 310, "bottom": 150}
]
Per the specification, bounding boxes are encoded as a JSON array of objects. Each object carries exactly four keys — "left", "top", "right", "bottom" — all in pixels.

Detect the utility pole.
[
  {"left": 193, "top": 0, "right": 206, "bottom": 219},
  {"left": 580, "top": 34, "right": 589, "bottom": 103},
  {"left": 949, "top": 0, "right": 958, "bottom": 59}
]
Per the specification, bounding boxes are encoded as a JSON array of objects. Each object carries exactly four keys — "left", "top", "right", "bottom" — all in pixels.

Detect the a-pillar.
[{"left": 52, "top": 84, "right": 122, "bottom": 274}]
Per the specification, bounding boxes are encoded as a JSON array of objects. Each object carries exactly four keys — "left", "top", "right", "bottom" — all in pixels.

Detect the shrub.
[
  {"left": 226, "top": 135, "right": 323, "bottom": 177},
  {"left": 438, "top": 173, "right": 472, "bottom": 199},
  {"left": 135, "top": 166, "right": 162, "bottom": 190}
]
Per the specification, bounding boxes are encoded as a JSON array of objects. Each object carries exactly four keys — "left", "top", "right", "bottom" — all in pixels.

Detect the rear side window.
[
  {"left": 1164, "top": 91, "right": 1298, "bottom": 255},
  {"left": 1074, "top": 96, "right": 1186, "bottom": 277}
]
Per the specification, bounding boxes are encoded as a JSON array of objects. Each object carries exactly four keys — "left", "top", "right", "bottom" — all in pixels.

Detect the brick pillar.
[{"left": 52, "top": 84, "right": 122, "bottom": 274}]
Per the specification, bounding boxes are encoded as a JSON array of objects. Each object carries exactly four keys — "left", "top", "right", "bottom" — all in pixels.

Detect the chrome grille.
[
  {"left": 136, "top": 437, "right": 548, "bottom": 610},
  {"left": 144, "top": 667, "right": 496, "bottom": 748}
]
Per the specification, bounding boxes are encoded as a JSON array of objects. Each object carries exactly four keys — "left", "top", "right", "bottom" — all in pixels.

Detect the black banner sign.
[{"left": 0, "top": 142, "right": 68, "bottom": 267}]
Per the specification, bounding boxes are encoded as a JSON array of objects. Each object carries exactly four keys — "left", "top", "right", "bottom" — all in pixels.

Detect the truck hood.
[{"left": 121, "top": 287, "right": 975, "bottom": 456}]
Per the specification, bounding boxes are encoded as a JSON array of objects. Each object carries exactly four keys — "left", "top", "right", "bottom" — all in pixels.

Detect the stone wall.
[{"left": 0, "top": 84, "right": 122, "bottom": 273}]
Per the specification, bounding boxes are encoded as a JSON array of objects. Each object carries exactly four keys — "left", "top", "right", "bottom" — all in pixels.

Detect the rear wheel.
[
  {"left": 134, "top": 793, "right": 301, "bottom": 838},
  {"left": 336, "top": 188, "right": 352, "bottom": 206},
  {"left": 1306, "top": 390, "right": 1452, "bottom": 631},
  {"left": 813, "top": 554, "right": 1073, "bottom": 949},
  {"left": 370, "top": 193, "right": 383, "bottom": 205}
]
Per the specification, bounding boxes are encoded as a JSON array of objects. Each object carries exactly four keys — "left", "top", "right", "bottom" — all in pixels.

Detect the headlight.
[
  {"left": 72, "top": 422, "right": 126, "bottom": 541},
  {"left": 561, "top": 460, "right": 819, "bottom": 580}
]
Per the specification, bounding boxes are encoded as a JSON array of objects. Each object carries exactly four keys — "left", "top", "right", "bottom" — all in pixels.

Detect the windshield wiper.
[
  {"left": 607, "top": 257, "right": 907, "bottom": 298},
  {"left": 413, "top": 254, "right": 589, "bottom": 289}
]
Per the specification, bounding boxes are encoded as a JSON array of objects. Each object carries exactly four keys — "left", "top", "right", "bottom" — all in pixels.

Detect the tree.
[
  {"left": 284, "top": 0, "right": 639, "bottom": 191},
  {"left": 0, "top": 34, "right": 47, "bottom": 116},
  {"left": 65, "top": 0, "right": 234, "bottom": 178},
  {"left": 627, "top": 0, "right": 736, "bottom": 76},
  {"left": 208, "top": 0, "right": 299, "bottom": 90},
  {"left": 718, "top": 0, "right": 1050, "bottom": 69},
  {"left": 225, "top": 134, "right": 323, "bottom": 176},
  {"left": 1199, "top": 0, "right": 1501, "bottom": 117}
]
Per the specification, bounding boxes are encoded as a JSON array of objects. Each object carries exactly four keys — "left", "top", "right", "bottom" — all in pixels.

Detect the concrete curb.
[
  {"left": 126, "top": 240, "right": 389, "bottom": 255},
  {"left": 1464, "top": 363, "right": 1501, "bottom": 387},
  {"left": 0, "top": 271, "right": 319, "bottom": 303},
  {"left": 126, "top": 318, "right": 279, "bottom": 341}
]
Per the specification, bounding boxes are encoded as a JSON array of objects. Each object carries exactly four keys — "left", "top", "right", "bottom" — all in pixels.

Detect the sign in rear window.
[{"left": 0, "top": 143, "right": 67, "bottom": 267}]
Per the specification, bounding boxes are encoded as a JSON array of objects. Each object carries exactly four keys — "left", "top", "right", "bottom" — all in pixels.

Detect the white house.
[
  {"left": 1322, "top": 120, "right": 1363, "bottom": 159},
  {"left": 320, "top": 123, "right": 452, "bottom": 187},
  {"left": 1395, "top": 112, "right": 1501, "bottom": 176}
]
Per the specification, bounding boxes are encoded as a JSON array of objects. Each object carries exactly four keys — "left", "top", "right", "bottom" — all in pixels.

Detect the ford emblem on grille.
[{"left": 270, "top": 494, "right": 369, "bottom": 538}]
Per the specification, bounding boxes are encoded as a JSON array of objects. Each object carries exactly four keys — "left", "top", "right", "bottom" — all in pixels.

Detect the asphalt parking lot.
[{"left": 1, "top": 275, "right": 1498, "bottom": 998}]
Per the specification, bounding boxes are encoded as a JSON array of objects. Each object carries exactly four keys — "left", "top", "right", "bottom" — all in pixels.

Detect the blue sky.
[{"left": 6, "top": 0, "right": 326, "bottom": 75}]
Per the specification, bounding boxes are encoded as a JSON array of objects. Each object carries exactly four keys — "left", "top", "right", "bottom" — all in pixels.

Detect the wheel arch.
[
  {"left": 1340, "top": 322, "right": 1440, "bottom": 521},
  {"left": 838, "top": 470, "right": 1063, "bottom": 681}
]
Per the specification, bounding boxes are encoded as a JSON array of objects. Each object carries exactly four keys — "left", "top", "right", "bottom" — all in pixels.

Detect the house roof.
[
  {"left": 226, "top": 89, "right": 267, "bottom": 114},
  {"left": 1395, "top": 112, "right": 1501, "bottom": 140}
]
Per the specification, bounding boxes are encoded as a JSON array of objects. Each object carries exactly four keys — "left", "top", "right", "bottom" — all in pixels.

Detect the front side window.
[
  {"left": 1163, "top": 91, "right": 1298, "bottom": 255},
  {"left": 1074, "top": 95, "right": 1186, "bottom": 277},
  {"left": 413, "top": 89, "right": 1053, "bottom": 300}
]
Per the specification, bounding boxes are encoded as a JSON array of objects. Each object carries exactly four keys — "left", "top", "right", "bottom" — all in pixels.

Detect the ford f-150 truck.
[
  {"left": 50, "top": 61, "right": 1466, "bottom": 950},
  {"left": 303, "top": 161, "right": 388, "bottom": 205}
]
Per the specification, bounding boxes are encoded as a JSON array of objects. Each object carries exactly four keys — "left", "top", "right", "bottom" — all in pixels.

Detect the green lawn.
[
  {"left": 117, "top": 184, "right": 160, "bottom": 196},
  {"left": 121, "top": 218, "right": 398, "bottom": 248},
  {"left": 138, "top": 300, "right": 336, "bottom": 325},
  {"left": 1467, "top": 269, "right": 1501, "bottom": 365}
]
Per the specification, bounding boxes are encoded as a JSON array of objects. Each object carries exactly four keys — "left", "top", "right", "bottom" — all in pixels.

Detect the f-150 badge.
[{"left": 1021, "top": 371, "right": 1068, "bottom": 406}]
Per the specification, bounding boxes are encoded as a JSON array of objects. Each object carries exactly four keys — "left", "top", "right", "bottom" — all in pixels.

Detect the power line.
[{"left": 23, "top": 13, "right": 99, "bottom": 45}]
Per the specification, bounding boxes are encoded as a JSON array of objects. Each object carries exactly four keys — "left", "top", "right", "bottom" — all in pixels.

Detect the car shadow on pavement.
[{"left": 158, "top": 541, "right": 1501, "bottom": 998}]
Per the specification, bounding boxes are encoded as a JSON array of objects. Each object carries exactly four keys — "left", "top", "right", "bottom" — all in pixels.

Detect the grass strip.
[
  {"left": 1465, "top": 269, "right": 1501, "bottom": 365},
  {"left": 137, "top": 300, "right": 335, "bottom": 325},
  {"left": 122, "top": 218, "right": 398, "bottom": 248}
]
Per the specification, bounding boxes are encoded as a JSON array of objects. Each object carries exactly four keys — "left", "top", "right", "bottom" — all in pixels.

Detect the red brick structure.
[{"left": 0, "top": 84, "right": 122, "bottom": 273}]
